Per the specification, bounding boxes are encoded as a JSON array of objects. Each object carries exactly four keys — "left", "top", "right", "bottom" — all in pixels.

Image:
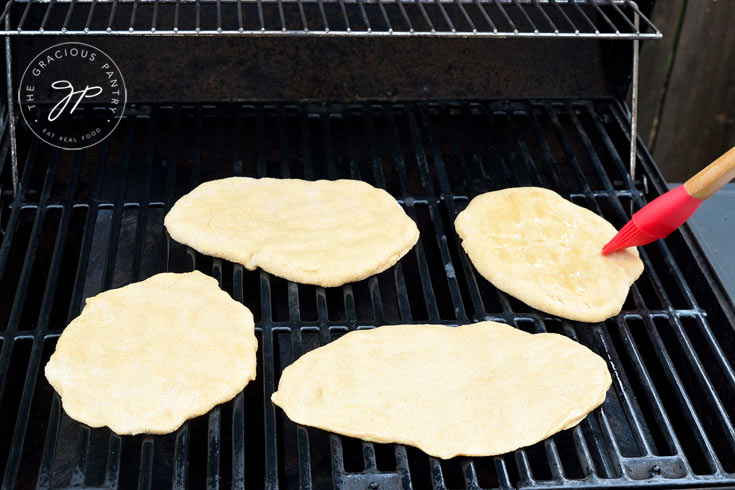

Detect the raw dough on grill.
[
  {"left": 45, "top": 271, "right": 257, "bottom": 435},
  {"left": 272, "top": 321, "right": 611, "bottom": 459},
  {"left": 164, "top": 177, "right": 419, "bottom": 287},
  {"left": 455, "top": 187, "right": 644, "bottom": 322}
]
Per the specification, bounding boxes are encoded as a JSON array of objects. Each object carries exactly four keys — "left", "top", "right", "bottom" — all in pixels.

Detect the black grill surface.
[{"left": 1, "top": 100, "right": 735, "bottom": 489}]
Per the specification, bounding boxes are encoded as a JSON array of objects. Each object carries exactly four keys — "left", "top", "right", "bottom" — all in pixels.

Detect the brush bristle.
[{"left": 602, "top": 220, "right": 654, "bottom": 255}]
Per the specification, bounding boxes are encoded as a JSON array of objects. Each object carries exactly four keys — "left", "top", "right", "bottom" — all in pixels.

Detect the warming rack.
[
  {"left": 0, "top": 0, "right": 659, "bottom": 38},
  {"left": 0, "top": 0, "right": 660, "bottom": 208}
]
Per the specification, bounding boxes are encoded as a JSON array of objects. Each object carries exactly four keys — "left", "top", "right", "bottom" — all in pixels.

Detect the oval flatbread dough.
[
  {"left": 455, "top": 187, "right": 644, "bottom": 322},
  {"left": 271, "top": 322, "right": 611, "bottom": 459},
  {"left": 164, "top": 177, "right": 419, "bottom": 287},
  {"left": 45, "top": 271, "right": 257, "bottom": 435}
]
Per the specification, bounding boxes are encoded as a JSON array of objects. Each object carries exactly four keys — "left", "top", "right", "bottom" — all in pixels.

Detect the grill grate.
[
  {"left": 0, "top": 0, "right": 660, "bottom": 37},
  {"left": 1, "top": 100, "right": 735, "bottom": 489}
]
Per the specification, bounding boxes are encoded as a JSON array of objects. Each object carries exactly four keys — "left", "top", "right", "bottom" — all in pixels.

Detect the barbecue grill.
[{"left": 2, "top": 1, "right": 735, "bottom": 489}]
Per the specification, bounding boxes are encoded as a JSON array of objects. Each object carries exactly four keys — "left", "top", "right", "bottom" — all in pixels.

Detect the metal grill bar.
[
  {"left": 0, "top": 0, "right": 660, "bottom": 36},
  {"left": 1, "top": 100, "right": 735, "bottom": 489},
  {"left": 167, "top": 113, "right": 188, "bottom": 489},
  {"left": 462, "top": 112, "right": 588, "bottom": 482},
  {"left": 570, "top": 105, "right": 735, "bottom": 462},
  {"left": 1, "top": 142, "right": 87, "bottom": 489},
  {"left": 473, "top": 107, "right": 609, "bottom": 482},
  {"left": 572, "top": 102, "right": 735, "bottom": 473}
]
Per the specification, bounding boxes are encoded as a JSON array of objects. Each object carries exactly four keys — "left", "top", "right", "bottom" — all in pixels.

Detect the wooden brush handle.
[{"left": 684, "top": 146, "right": 735, "bottom": 200}]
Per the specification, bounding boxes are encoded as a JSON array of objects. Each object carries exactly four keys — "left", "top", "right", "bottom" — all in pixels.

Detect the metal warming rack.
[
  {"left": 5, "top": 2, "right": 735, "bottom": 490},
  {"left": 0, "top": 0, "right": 658, "bottom": 199},
  {"left": 0, "top": 0, "right": 659, "bottom": 36}
]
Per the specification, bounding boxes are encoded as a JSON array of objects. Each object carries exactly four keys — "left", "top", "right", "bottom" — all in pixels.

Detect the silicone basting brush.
[{"left": 602, "top": 146, "right": 735, "bottom": 255}]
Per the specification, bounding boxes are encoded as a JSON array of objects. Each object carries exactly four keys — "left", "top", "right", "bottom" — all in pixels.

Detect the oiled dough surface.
[
  {"left": 271, "top": 322, "right": 611, "bottom": 459},
  {"left": 455, "top": 187, "right": 643, "bottom": 322},
  {"left": 45, "top": 271, "right": 257, "bottom": 435},
  {"left": 164, "top": 177, "right": 419, "bottom": 287}
]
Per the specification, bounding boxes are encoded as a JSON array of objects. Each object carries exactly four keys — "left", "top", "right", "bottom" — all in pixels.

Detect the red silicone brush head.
[
  {"left": 601, "top": 220, "right": 656, "bottom": 255},
  {"left": 602, "top": 185, "right": 703, "bottom": 255}
]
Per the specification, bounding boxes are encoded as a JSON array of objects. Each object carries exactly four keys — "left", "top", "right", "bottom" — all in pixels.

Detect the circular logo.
[{"left": 18, "top": 42, "right": 126, "bottom": 150}]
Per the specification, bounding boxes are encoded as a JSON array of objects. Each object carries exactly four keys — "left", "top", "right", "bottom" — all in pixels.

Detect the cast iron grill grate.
[
  {"left": 1, "top": 100, "right": 735, "bottom": 489},
  {"left": 0, "top": 0, "right": 660, "bottom": 37}
]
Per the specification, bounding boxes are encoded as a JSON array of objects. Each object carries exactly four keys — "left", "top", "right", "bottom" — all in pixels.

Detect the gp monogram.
[{"left": 18, "top": 42, "right": 127, "bottom": 150}]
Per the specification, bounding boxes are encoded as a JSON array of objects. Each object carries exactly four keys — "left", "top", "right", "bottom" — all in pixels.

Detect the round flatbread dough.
[
  {"left": 272, "top": 322, "right": 611, "bottom": 459},
  {"left": 164, "top": 177, "right": 419, "bottom": 287},
  {"left": 45, "top": 271, "right": 257, "bottom": 435},
  {"left": 455, "top": 187, "right": 644, "bottom": 322}
]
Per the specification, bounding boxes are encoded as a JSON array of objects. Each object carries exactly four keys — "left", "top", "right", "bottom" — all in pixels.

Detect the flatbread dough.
[
  {"left": 164, "top": 177, "right": 419, "bottom": 287},
  {"left": 272, "top": 322, "right": 611, "bottom": 459},
  {"left": 45, "top": 271, "right": 257, "bottom": 435},
  {"left": 455, "top": 187, "right": 644, "bottom": 322}
]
